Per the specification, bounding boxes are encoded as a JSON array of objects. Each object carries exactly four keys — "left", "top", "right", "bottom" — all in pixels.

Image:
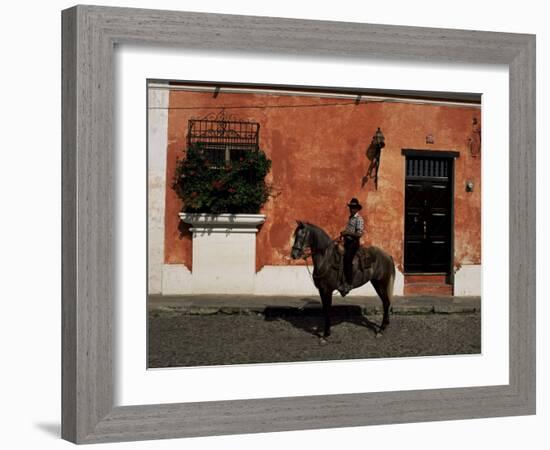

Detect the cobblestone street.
[{"left": 148, "top": 300, "right": 481, "bottom": 368}]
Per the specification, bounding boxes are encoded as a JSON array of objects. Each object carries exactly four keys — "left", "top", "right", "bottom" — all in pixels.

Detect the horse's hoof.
[
  {"left": 375, "top": 331, "right": 383, "bottom": 339},
  {"left": 319, "top": 337, "right": 329, "bottom": 346}
]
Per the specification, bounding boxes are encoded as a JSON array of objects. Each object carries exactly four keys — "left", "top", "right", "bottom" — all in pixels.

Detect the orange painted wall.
[{"left": 163, "top": 90, "right": 481, "bottom": 272}]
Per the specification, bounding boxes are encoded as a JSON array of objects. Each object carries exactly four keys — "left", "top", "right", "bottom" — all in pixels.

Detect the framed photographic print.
[
  {"left": 62, "top": 5, "right": 535, "bottom": 444},
  {"left": 146, "top": 79, "right": 483, "bottom": 369}
]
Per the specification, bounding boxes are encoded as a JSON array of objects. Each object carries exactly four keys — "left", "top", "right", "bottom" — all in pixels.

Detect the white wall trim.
[
  {"left": 158, "top": 264, "right": 404, "bottom": 297},
  {"left": 454, "top": 264, "right": 482, "bottom": 296},
  {"left": 147, "top": 85, "right": 169, "bottom": 294},
  {"left": 162, "top": 264, "right": 193, "bottom": 295},
  {"left": 255, "top": 265, "right": 404, "bottom": 297}
]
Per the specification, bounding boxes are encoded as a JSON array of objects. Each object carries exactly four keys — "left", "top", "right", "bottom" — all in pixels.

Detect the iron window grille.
[
  {"left": 406, "top": 157, "right": 451, "bottom": 179},
  {"left": 187, "top": 111, "right": 260, "bottom": 167}
]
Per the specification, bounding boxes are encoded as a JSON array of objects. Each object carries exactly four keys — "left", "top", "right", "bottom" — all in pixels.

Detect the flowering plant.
[{"left": 173, "top": 144, "right": 272, "bottom": 214}]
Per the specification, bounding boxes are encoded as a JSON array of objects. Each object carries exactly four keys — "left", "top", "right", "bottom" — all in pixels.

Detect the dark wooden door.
[{"left": 404, "top": 156, "right": 453, "bottom": 273}]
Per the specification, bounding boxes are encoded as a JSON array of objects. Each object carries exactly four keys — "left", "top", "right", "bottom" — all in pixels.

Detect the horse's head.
[{"left": 291, "top": 220, "right": 310, "bottom": 259}]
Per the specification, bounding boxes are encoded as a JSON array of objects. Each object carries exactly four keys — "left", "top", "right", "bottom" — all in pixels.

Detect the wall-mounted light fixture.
[{"left": 465, "top": 180, "right": 474, "bottom": 192}]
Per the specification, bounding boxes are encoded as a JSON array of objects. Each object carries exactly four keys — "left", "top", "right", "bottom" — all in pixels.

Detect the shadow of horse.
[{"left": 263, "top": 300, "right": 382, "bottom": 338}]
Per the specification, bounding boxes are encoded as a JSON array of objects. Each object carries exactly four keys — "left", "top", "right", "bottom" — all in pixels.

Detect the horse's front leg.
[{"left": 319, "top": 288, "right": 333, "bottom": 344}]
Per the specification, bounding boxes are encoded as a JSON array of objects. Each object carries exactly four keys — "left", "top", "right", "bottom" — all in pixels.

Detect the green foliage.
[{"left": 173, "top": 144, "right": 272, "bottom": 214}]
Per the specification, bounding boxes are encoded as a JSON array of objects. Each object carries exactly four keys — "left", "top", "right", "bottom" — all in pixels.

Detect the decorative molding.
[{"left": 180, "top": 213, "right": 266, "bottom": 231}]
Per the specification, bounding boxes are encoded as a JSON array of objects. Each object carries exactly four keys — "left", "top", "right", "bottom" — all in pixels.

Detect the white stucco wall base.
[
  {"left": 162, "top": 264, "right": 193, "bottom": 295},
  {"left": 147, "top": 86, "right": 169, "bottom": 294},
  {"left": 254, "top": 266, "right": 325, "bottom": 296},
  {"left": 453, "top": 265, "right": 482, "bottom": 296},
  {"left": 392, "top": 268, "right": 405, "bottom": 296},
  {"left": 178, "top": 214, "right": 267, "bottom": 294},
  {"left": 156, "top": 264, "right": 404, "bottom": 297},
  {"left": 255, "top": 265, "right": 404, "bottom": 297},
  {"left": 191, "top": 231, "right": 258, "bottom": 294}
]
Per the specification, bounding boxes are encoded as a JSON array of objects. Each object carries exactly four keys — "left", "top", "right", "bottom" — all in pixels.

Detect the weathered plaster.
[{"left": 164, "top": 90, "right": 481, "bottom": 271}]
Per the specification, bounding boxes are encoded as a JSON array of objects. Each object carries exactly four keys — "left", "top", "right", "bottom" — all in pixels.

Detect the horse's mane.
[{"left": 303, "top": 222, "right": 334, "bottom": 253}]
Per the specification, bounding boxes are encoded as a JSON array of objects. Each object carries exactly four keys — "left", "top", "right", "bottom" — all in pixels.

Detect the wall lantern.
[
  {"left": 362, "top": 127, "right": 386, "bottom": 190},
  {"left": 374, "top": 127, "right": 385, "bottom": 149},
  {"left": 465, "top": 180, "right": 475, "bottom": 192}
]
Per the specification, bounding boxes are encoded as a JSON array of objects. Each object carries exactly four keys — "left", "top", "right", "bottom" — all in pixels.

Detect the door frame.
[{"left": 401, "top": 149, "right": 459, "bottom": 280}]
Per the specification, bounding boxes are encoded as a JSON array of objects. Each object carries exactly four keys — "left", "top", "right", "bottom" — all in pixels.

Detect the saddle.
[{"left": 333, "top": 242, "right": 374, "bottom": 274}]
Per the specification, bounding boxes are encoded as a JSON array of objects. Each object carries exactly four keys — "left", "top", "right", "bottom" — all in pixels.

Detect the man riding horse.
[
  {"left": 339, "top": 198, "right": 364, "bottom": 296},
  {"left": 290, "top": 214, "right": 394, "bottom": 341}
]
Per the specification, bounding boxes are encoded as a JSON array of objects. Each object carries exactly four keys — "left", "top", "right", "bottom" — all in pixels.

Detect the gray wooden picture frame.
[{"left": 61, "top": 5, "right": 536, "bottom": 444}]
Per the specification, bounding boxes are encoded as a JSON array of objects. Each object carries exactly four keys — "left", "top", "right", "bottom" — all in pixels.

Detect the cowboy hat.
[{"left": 347, "top": 198, "right": 362, "bottom": 210}]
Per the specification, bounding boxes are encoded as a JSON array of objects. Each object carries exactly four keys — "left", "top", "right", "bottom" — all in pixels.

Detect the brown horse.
[{"left": 290, "top": 221, "right": 395, "bottom": 343}]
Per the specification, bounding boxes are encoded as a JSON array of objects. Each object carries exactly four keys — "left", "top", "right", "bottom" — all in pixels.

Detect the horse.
[{"left": 290, "top": 221, "right": 395, "bottom": 343}]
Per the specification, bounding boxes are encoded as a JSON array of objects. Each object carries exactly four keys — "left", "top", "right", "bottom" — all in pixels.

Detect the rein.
[
  {"left": 301, "top": 238, "right": 340, "bottom": 282},
  {"left": 294, "top": 225, "right": 341, "bottom": 285}
]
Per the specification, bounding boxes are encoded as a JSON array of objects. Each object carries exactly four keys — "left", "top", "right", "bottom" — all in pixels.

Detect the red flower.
[
  {"left": 228, "top": 187, "right": 236, "bottom": 194},
  {"left": 212, "top": 180, "right": 223, "bottom": 190}
]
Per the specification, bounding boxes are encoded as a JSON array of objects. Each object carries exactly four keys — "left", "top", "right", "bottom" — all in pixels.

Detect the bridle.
[
  {"left": 293, "top": 226, "right": 338, "bottom": 281},
  {"left": 291, "top": 227, "right": 310, "bottom": 259}
]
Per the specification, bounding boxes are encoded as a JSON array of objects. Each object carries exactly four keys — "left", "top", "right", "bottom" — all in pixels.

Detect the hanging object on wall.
[
  {"left": 468, "top": 117, "right": 481, "bottom": 157},
  {"left": 426, "top": 133, "right": 435, "bottom": 144},
  {"left": 361, "top": 127, "right": 386, "bottom": 190}
]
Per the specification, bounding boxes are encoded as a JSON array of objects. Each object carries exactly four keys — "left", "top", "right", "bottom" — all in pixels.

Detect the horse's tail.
[{"left": 386, "top": 255, "right": 395, "bottom": 301}]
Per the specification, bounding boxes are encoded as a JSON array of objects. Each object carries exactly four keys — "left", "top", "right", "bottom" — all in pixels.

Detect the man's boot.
[{"left": 338, "top": 282, "right": 351, "bottom": 297}]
